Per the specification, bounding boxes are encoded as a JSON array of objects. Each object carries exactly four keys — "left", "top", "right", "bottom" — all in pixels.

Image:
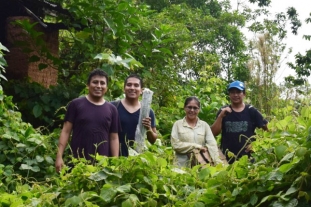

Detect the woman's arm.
[{"left": 205, "top": 123, "right": 224, "bottom": 164}]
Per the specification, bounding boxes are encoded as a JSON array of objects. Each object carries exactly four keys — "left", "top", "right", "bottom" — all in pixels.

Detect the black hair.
[
  {"left": 124, "top": 74, "right": 143, "bottom": 88},
  {"left": 184, "top": 96, "right": 200, "bottom": 108},
  {"left": 87, "top": 69, "right": 109, "bottom": 85},
  {"left": 228, "top": 88, "right": 246, "bottom": 95}
]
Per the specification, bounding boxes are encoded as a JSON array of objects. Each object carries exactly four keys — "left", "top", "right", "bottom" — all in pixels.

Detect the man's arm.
[
  {"left": 147, "top": 126, "right": 157, "bottom": 144},
  {"left": 55, "top": 121, "right": 72, "bottom": 172},
  {"left": 142, "top": 117, "right": 158, "bottom": 144},
  {"left": 211, "top": 107, "right": 231, "bottom": 137},
  {"left": 109, "top": 132, "right": 119, "bottom": 157}
]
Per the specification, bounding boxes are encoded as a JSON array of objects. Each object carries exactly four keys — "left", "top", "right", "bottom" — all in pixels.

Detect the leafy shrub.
[
  {"left": 0, "top": 88, "right": 57, "bottom": 182},
  {"left": 2, "top": 79, "right": 84, "bottom": 131}
]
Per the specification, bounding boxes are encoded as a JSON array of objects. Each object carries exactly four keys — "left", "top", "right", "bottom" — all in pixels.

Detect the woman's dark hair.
[
  {"left": 87, "top": 69, "right": 109, "bottom": 85},
  {"left": 184, "top": 96, "right": 200, "bottom": 108},
  {"left": 124, "top": 74, "right": 143, "bottom": 88}
]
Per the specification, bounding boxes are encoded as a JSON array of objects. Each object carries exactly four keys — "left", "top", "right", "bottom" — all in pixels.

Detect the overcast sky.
[{"left": 231, "top": 0, "right": 310, "bottom": 83}]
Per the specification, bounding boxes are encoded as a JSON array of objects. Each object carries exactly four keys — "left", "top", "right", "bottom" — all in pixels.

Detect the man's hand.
[
  {"left": 219, "top": 106, "right": 232, "bottom": 118},
  {"left": 245, "top": 144, "right": 253, "bottom": 153},
  {"left": 55, "top": 156, "right": 64, "bottom": 173},
  {"left": 142, "top": 117, "right": 152, "bottom": 130}
]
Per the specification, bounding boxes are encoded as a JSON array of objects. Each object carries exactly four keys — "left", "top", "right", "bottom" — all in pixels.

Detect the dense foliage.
[{"left": 1, "top": 83, "right": 311, "bottom": 206}]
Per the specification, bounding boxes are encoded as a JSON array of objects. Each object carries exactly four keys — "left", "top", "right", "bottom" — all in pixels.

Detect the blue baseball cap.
[{"left": 228, "top": 81, "right": 245, "bottom": 91}]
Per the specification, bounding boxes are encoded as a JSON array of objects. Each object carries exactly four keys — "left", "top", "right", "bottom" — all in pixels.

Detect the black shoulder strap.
[
  {"left": 111, "top": 100, "right": 121, "bottom": 109},
  {"left": 247, "top": 104, "right": 256, "bottom": 123}
]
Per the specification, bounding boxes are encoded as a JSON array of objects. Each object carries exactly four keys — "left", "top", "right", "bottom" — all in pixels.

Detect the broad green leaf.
[
  {"left": 75, "top": 31, "right": 91, "bottom": 40},
  {"left": 84, "top": 200, "right": 100, "bottom": 207},
  {"left": 122, "top": 199, "right": 133, "bottom": 207},
  {"left": 103, "top": 17, "right": 117, "bottom": 36},
  {"left": 65, "top": 196, "right": 82, "bottom": 206},
  {"left": 157, "top": 157, "right": 167, "bottom": 167},
  {"left": 274, "top": 145, "right": 287, "bottom": 160},
  {"left": 35, "top": 155, "right": 44, "bottom": 163},
  {"left": 89, "top": 171, "right": 108, "bottom": 181},
  {"left": 295, "top": 147, "right": 307, "bottom": 157},
  {"left": 285, "top": 187, "right": 298, "bottom": 195},
  {"left": 16, "top": 143, "right": 26, "bottom": 148},
  {"left": 0, "top": 43, "right": 9, "bottom": 52},
  {"left": 3, "top": 133, "right": 20, "bottom": 141},
  {"left": 40, "top": 95, "right": 50, "bottom": 104},
  {"left": 159, "top": 48, "right": 173, "bottom": 56},
  {"left": 122, "top": 194, "right": 139, "bottom": 207},
  {"left": 198, "top": 168, "right": 210, "bottom": 181},
  {"left": 27, "top": 138, "right": 43, "bottom": 145},
  {"left": 267, "top": 171, "right": 283, "bottom": 181},
  {"left": 145, "top": 199, "right": 157, "bottom": 207},
  {"left": 31, "top": 166, "right": 40, "bottom": 172},
  {"left": 44, "top": 156, "right": 54, "bottom": 164},
  {"left": 24, "top": 127, "right": 35, "bottom": 138},
  {"left": 80, "top": 191, "right": 98, "bottom": 200},
  {"left": 102, "top": 168, "right": 122, "bottom": 178},
  {"left": 271, "top": 198, "right": 298, "bottom": 207},
  {"left": 33, "top": 105, "right": 42, "bottom": 118},
  {"left": 279, "top": 152, "right": 294, "bottom": 164},
  {"left": 20, "top": 164, "right": 32, "bottom": 170},
  {"left": 256, "top": 193, "right": 280, "bottom": 207},
  {"left": 298, "top": 191, "right": 309, "bottom": 200},
  {"left": 117, "top": 184, "right": 131, "bottom": 193},
  {"left": 250, "top": 194, "right": 258, "bottom": 205},
  {"left": 0, "top": 57, "right": 8, "bottom": 66},
  {"left": 278, "top": 163, "right": 294, "bottom": 173},
  {"left": 232, "top": 187, "right": 242, "bottom": 196},
  {"left": 194, "top": 202, "right": 205, "bottom": 207},
  {"left": 100, "top": 184, "right": 117, "bottom": 203}
]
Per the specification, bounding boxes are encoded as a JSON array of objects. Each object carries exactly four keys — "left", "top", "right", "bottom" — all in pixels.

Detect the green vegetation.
[{"left": 0, "top": 0, "right": 311, "bottom": 206}]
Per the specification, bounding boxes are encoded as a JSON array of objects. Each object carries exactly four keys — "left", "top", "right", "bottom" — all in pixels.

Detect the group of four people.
[{"left": 55, "top": 69, "right": 268, "bottom": 171}]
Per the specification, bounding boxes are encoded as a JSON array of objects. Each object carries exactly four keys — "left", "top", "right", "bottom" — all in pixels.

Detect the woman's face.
[{"left": 184, "top": 100, "right": 200, "bottom": 120}]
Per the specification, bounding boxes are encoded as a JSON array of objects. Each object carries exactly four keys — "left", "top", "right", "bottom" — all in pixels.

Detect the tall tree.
[{"left": 247, "top": 32, "right": 283, "bottom": 115}]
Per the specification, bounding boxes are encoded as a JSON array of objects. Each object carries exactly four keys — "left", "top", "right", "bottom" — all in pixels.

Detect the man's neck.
[
  {"left": 231, "top": 102, "right": 245, "bottom": 112},
  {"left": 86, "top": 95, "right": 105, "bottom": 105},
  {"left": 123, "top": 97, "right": 140, "bottom": 106},
  {"left": 122, "top": 97, "right": 141, "bottom": 113}
]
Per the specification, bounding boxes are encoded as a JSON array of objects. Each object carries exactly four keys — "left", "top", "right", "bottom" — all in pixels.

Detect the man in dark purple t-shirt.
[{"left": 55, "top": 69, "right": 120, "bottom": 172}]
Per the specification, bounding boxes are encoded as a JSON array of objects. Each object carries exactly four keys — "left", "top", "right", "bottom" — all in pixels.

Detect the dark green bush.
[{"left": 2, "top": 79, "right": 85, "bottom": 131}]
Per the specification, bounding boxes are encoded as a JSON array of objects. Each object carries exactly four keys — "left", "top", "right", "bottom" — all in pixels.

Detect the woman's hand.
[{"left": 200, "top": 146, "right": 208, "bottom": 152}]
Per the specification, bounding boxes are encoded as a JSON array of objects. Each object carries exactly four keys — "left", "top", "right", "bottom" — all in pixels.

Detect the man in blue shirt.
[{"left": 112, "top": 74, "right": 157, "bottom": 156}]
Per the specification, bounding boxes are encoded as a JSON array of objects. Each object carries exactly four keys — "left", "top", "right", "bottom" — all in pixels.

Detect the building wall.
[{"left": 5, "top": 16, "right": 58, "bottom": 88}]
